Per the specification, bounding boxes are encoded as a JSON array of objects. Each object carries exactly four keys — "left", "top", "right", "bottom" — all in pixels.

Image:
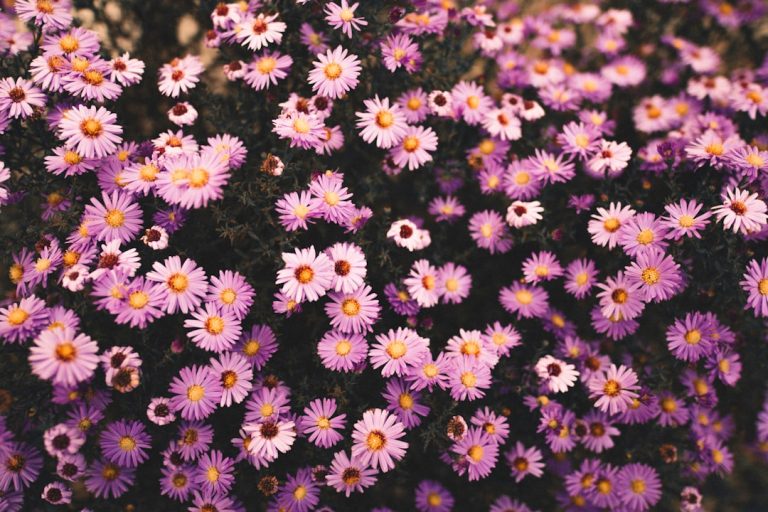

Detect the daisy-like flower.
[
  {"left": 100, "top": 420, "right": 151, "bottom": 468},
  {"left": 387, "top": 219, "right": 426, "bottom": 251},
  {"left": 185, "top": 302, "right": 242, "bottom": 353},
  {"left": 618, "top": 212, "right": 670, "bottom": 257},
  {"left": 741, "top": 258, "right": 768, "bottom": 317},
  {"left": 351, "top": 408, "right": 408, "bottom": 473},
  {"left": 16, "top": 0, "right": 73, "bottom": 30},
  {"left": 146, "top": 256, "right": 209, "bottom": 314},
  {"left": 587, "top": 140, "right": 633, "bottom": 178},
  {"left": 390, "top": 125, "right": 438, "bottom": 171},
  {"left": 237, "top": 324, "right": 278, "bottom": 370},
  {"left": 499, "top": 282, "right": 549, "bottom": 319},
  {"left": 115, "top": 276, "right": 165, "bottom": 329},
  {"left": 596, "top": 271, "right": 645, "bottom": 321},
  {"left": 437, "top": 263, "right": 472, "bottom": 304},
  {"left": 168, "top": 102, "right": 198, "bottom": 126},
  {"left": 276, "top": 246, "right": 334, "bottom": 303},
  {"left": 522, "top": 251, "right": 564, "bottom": 283},
  {"left": 318, "top": 330, "right": 368, "bottom": 372},
  {"left": 711, "top": 187, "right": 767, "bottom": 235},
  {"left": 308, "top": 173, "right": 354, "bottom": 224},
  {"left": 209, "top": 352, "right": 253, "bottom": 407},
  {"left": 58, "top": 105, "right": 123, "bottom": 158},
  {"left": 429, "top": 195, "right": 465, "bottom": 223},
  {"left": 0, "top": 295, "right": 47, "bottom": 344},
  {"left": 29, "top": 327, "right": 100, "bottom": 386},
  {"left": 84, "top": 458, "right": 134, "bottom": 499},
  {"left": 272, "top": 110, "right": 324, "bottom": 149},
  {"left": 169, "top": 365, "right": 223, "bottom": 421},
  {"left": 356, "top": 96, "right": 407, "bottom": 149},
  {"left": 383, "top": 375, "right": 430, "bottom": 429},
  {"left": 108, "top": 53, "right": 146, "bottom": 86},
  {"left": 158, "top": 55, "right": 204, "bottom": 97},
  {"left": 469, "top": 210, "right": 512, "bottom": 254},
  {"left": 325, "top": 284, "right": 380, "bottom": 334},
  {"left": 0, "top": 77, "right": 46, "bottom": 119},
  {"left": 236, "top": 13, "right": 287, "bottom": 51},
  {"left": 505, "top": 441, "right": 545, "bottom": 482},
  {"left": 685, "top": 131, "right": 740, "bottom": 169},
  {"left": 448, "top": 358, "right": 492, "bottom": 401},
  {"left": 666, "top": 312, "right": 713, "bottom": 362},
  {"left": 535, "top": 355, "right": 580, "bottom": 393},
  {"left": 147, "top": 397, "right": 176, "bottom": 426},
  {"left": 482, "top": 108, "right": 522, "bottom": 141},
  {"left": 244, "top": 418, "right": 296, "bottom": 459},
  {"left": 275, "top": 190, "right": 318, "bottom": 231},
  {"left": 398, "top": 88, "right": 429, "bottom": 123},
  {"left": 308, "top": 46, "right": 361, "bottom": 99},
  {"left": 326, "top": 242, "right": 367, "bottom": 293},
  {"left": 616, "top": 463, "right": 662, "bottom": 511},
  {"left": 506, "top": 200, "right": 543, "bottom": 228},
  {"left": 43, "top": 423, "right": 85, "bottom": 458},
  {"left": 206, "top": 270, "right": 254, "bottom": 320},
  {"left": 369, "top": 327, "right": 429, "bottom": 377},
  {"left": 564, "top": 258, "right": 597, "bottom": 299},
  {"left": 624, "top": 248, "right": 682, "bottom": 302},
  {"left": 381, "top": 33, "right": 421, "bottom": 73},
  {"left": 325, "top": 1, "right": 368, "bottom": 37},
  {"left": 588, "top": 364, "right": 640, "bottom": 415},
  {"left": 299, "top": 398, "right": 346, "bottom": 449},
  {"left": 588, "top": 202, "right": 636, "bottom": 249},
  {"left": 0, "top": 441, "right": 43, "bottom": 492},
  {"left": 158, "top": 149, "right": 231, "bottom": 209},
  {"left": 404, "top": 259, "right": 440, "bottom": 307},
  {"left": 245, "top": 51, "right": 293, "bottom": 91},
  {"left": 42, "top": 482, "right": 72, "bottom": 505},
  {"left": 193, "top": 450, "right": 234, "bottom": 494},
  {"left": 662, "top": 199, "right": 712, "bottom": 239},
  {"left": 326, "top": 450, "right": 378, "bottom": 497},
  {"left": 558, "top": 121, "right": 600, "bottom": 160},
  {"left": 451, "top": 427, "right": 499, "bottom": 481}
]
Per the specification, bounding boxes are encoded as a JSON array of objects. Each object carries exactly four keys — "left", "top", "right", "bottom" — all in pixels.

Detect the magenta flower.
[
  {"left": 451, "top": 427, "right": 499, "bottom": 481},
  {"left": 741, "top": 257, "right": 768, "bottom": 317},
  {"left": 318, "top": 330, "right": 368, "bottom": 372},
  {"left": 184, "top": 302, "right": 242, "bottom": 353},
  {"left": 326, "top": 450, "right": 378, "bottom": 497},
  {"left": 100, "top": 420, "right": 151, "bottom": 468},
  {"left": 325, "top": 284, "right": 380, "bottom": 334},
  {"left": 276, "top": 246, "right": 334, "bottom": 303},
  {"left": 169, "top": 365, "right": 223, "bottom": 421},
  {"left": 624, "top": 248, "right": 682, "bottom": 302},
  {"left": 308, "top": 46, "right": 361, "bottom": 99},
  {"left": 29, "top": 327, "right": 99, "bottom": 386},
  {"left": 299, "top": 398, "right": 346, "bottom": 449},
  {"left": 588, "top": 364, "right": 640, "bottom": 415},
  {"left": 58, "top": 105, "right": 123, "bottom": 158},
  {"left": 351, "top": 408, "right": 408, "bottom": 473},
  {"left": 0, "top": 77, "right": 46, "bottom": 118}
]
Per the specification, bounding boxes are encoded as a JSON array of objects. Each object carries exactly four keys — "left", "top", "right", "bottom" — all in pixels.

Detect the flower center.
[
  {"left": 515, "top": 289, "right": 533, "bottom": 305},
  {"left": 366, "top": 430, "right": 386, "bottom": 451},
  {"left": 324, "top": 62, "right": 342, "bottom": 79},
  {"left": 461, "top": 371, "right": 477, "bottom": 387},
  {"left": 603, "top": 379, "right": 620, "bottom": 396},
  {"left": 335, "top": 339, "right": 352, "bottom": 355},
  {"left": 104, "top": 209, "right": 125, "bottom": 228},
  {"left": 636, "top": 229, "right": 654, "bottom": 245},
  {"left": 376, "top": 110, "right": 394, "bottom": 128},
  {"left": 257, "top": 57, "right": 277, "bottom": 74},
  {"left": 603, "top": 218, "right": 620, "bottom": 232},
  {"left": 685, "top": 329, "right": 701, "bottom": 344},
  {"left": 220, "top": 288, "right": 236, "bottom": 304},
  {"left": 341, "top": 299, "right": 361, "bottom": 316},
  {"left": 55, "top": 342, "right": 77, "bottom": 362},
  {"left": 342, "top": 467, "right": 360, "bottom": 485},
  {"left": 187, "top": 385, "right": 205, "bottom": 402},
  {"left": 294, "top": 265, "right": 314, "bottom": 284},
  {"left": 80, "top": 118, "right": 103, "bottom": 137},
  {"left": 730, "top": 201, "right": 747, "bottom": 215},
  {"left": 403, "top": 135, "right": 420, "bottom": 152},
  {"left": 205, "top": 316, "right": 225, "bottom": 335},
  {"left": 759, "top": 279, "right": 768, "bottom": 296},
  {"left": 129, "top": 291, "right": 149, "bottom": 309},
  {"left": 641, "top": 268, "right": 660, "bottom": 285},
  {"left": 467, "top": 445, "right": 484, "bottom": 462},
  {"left": 8, "top": 87, "right": 25, "bottom": 102},
  {"left": 168, "top": 273, "right": 189, "bottom": 292},
  {"left": 119, "top": 436, "right": 136, "bottom": 451},
  {"left": 386, "top": 340, "right": 407, "bottom": 359},
  {"left": 222, "top": 370, "right": 238, "bottom": 388}
]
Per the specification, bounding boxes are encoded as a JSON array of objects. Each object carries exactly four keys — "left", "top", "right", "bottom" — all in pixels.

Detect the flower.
[
  {"left": 589, "top": 202, "right": 636, "bottom": 248},
  {"left": 235, "top": 13, "right": 287, "bottom": 50},
  {"left": 325, "top": 284, "right": 380, "bottom": 334},
  {"left": 534, "top": 355, "right": 580, "bottom": 393},
  {"left": 351, "top": 408, "right": 408, "bottom": 472},
  {"left": 711, "top": 187, "right": 767, "bottom": 235},
  {"left": 505, "top": 441, "right": 544, "bottom": 482},
  {"left": 308, "top": 46, "right": 361, "bottom": 99},
  {"left": 0, "top": 77, "right": 46, "bottom": 118},
  {"left": 741, "top": 258, "right": 768, "bottom": 317},
  {"left": 244, "top": 418, "right": 296, "bottom": 459},
  {"left": 318, "top": 330, "right": 368, "bottom": 372},
  {"left": 100, "top": 420, "right": 151, "bottom": 468},
  {"left": 209, "top": 352, "right": 253, "bottom": 407},
  {"left": 506, "top": 200, "right": 543, "bottom": 228},
  {"left": 624, "top": 248, "right": 682, "bottom": 302},
  {"left": 245, "top": 51, "right": 293, "bottom": 91},
  {"left": 276, "top": 246, "right": 334, "bottom": 303},
  {"left": 184, "top": 302, "right": 242, "bottom": 353},
  {"left": 193, "top": 450, "right": 235, "bottom": 494},
  {"left": 0, "top": 295, "right": 47, "bottom": 344},
  {"left": 587, "top": 140, "right": 633, "bottom": 177},
  {"left": 451, "top": 427, "right": 499, "bottom": 481},
  {"left": 299, "top": 398, "right": 346, "bottom": 449},
  {"left": 588, "top": 364, "right": 640, "bottom": 415},
  {"left": 146, "top": 256, "right": 209, "bottom": 314},
  {"left": 29, "top": 328, "right": 100, "bottom": 386},
  {"left": 325, "top": 1, "right": 368, "bottom": 37},
  {"left": 356, "top": 96, "right": 407, "bottom": 149},
  {"left": 168, "top": 365, "right": 223, "bottom": 421},
  {"left": 58, "top": 104, "right": 123, "bottom": 158},
  {"left": 390, "top": 125, "right": 439, "bottom": 170},
  {"left": 370, "top": 327, "right": 429, "bottom": 377},
  {"left": 83, "top": 191, "right": 143, "bottom": 244},
  {"left": 616, "top": 463, "right": 662, "bottom": 511},
  {"left": 326, "top": 451, "right": 378, "bottom": 497}
]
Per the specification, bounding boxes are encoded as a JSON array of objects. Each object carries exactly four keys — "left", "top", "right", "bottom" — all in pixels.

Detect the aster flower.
[
  {"left": 57, "top": 455, "right": 88, "bottom": 482},
  {"left": 325, "top": 284, "right": 380, "bottom": 334},
  {"left": 44, "top": 423, "right": 85, "bottom": 457},
  {"left": 535, "top": 355, "right": 580, "bottom": 393},
  {"left": 499, "top": 282, "right": 549, "bottom": 319},
  {"left": 505, "top": 441, "right": 544, "bottom": 482},
  {"left": 58, "top": 104, "right": 123, "bottom": 158},
  {"left": 100, "top": 420, "right": 151, "bottom": 468},
  {"left": 299, "top": 398, "right": 346, "bottom": 449},
  {"left": 587, "top": 140, "right": 633, "bottom": 177},
  {"left": 147, "top": 397, "right": 176, "bottom": 426},
  {"left": 451, "top": 427, "right": 499, "bottom": 481},
  {"left": 588, "top": 364, "right": 640, "bottom": 415},
  {"left": 428, "top": 195, "right": 465, "bottom": 223},
  {"left": 244, "top": 418, "right": 296, "bottom": 460},
  {"left": 387, "top": 219, "right": 427, "bottom": 251},
  {"left": 369, "top": 327, "right": 428, "bottom": 377},
  {"left": 351, "top": 408, "right": 408, "bottom": 473},
  {"left": 114, "top": 276, "right": 165, "bottom": 329},
  {"left": 194, "top": 450, "right": 234, "bottom": 494},
  {"left": 741, "top": 258, "right": 768, "bottom": 317},
  {"left": 666, "top": 312, "right": 713, "bottom": 362},
  {"left": 146, "top": 256, "right": 209, "bottom": 314},
  {"left": 276, "top": 246, "right": 334, "bottom": 303},
  {"left": 381, "top": 33, "right": 421, "bottom": 73},
  {"left": 158, "top": 55, "right": 204, "bottom": 97},
  {"left": 238, "top": 324, "right": 278, "bottom": 370},
  {"left": 16, "top": 0, "right": 73, "bottom": 30},
  {"left": 663, "top": 199, "right": 712, "bottom": 239},
  {"left": 169, "top": 365, "right": 223, "bottom": 421},
  {"left": 318, "top": 330, "right": 368, "bottom": 372},
  {"left": 29, "top": 327, "right": 99, "bottom": 386},
  {"left": 209, "top": 352, "right": 253, "bottom": 407},
  {"left": 617, "top": 463, "right": 662, "bottom": 511},
  {"left": 245, "top": 51, "right": 293, "bottom": 91},
  {"left": 356, "top": 96, "right": 407, "bottom": 149},
  {"left": 624, "top": 248, "right": 682, "bottom": 302},
  {"left": 160, "top": 464, "right": 194, "bottom": 502},
  {"left": 469, "top": 210, "right": 512, "bottom": 254},
  {"left": 309, "top": 173, "right": 354, "bottom": 224},
  {"left": 308, "top": 46, "right": 361, "bottom": 99},
  {"left": 83, "top": 191, "right": 143, "bottom": 244},
  {"left": 564, "top": 258, "right": 597, "bottom": 299},
  {"left": 325, "top": 0, "right": 368, "bottom": 37},
  {"left": 506, "top": 200, "right": 543, "bottom": 228},
  {"left": 326, "top": 450, "right": 378, "bottom": 497},
  {"left": 618, "top": 212, "right": 670, "bottom": 257},
  {"left": 42, "top": 481, "right": 72, "bottom": 505},
  {"left": 596, "top": 271, "right": 646, "bottom": 321},
  {"left": 437, "top": 263, "right": 472, "bottom": 304},
  {"left": 275, "top": 190, "right": 317, "bottom": 231},
  {"left": 0, "top": 77, "right": 46, "bottom": 119},
  {"left": 84, "top": 459, "right": 134, "bottom": 498},
  {"left": 185, "top": 302, "right": 242, "bottom": 353},
  {"left": 0, "top": 441, "right": 43, "bottom": 491},
  {"left": 383, "top": 377, "right": 430, "bottom": 429},
  {"left": 390, "top": 125, "right": 438, "bottom": 171},
  {"left": 272, "top": 110, "right": 325, "bottom": 150},
  {"left": 448, "top": 358, "right": 492, "bottom": 401},
  {"left": 0, "top": 295, "right": 47, "bottom": 344},
  {"left": 711, "top": 187, "right": 767, "bottom": 235}
]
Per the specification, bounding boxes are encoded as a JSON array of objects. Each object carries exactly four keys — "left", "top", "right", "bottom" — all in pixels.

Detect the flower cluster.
[{"left": 1, "top": 0, "right": 768, "bottom": 511}]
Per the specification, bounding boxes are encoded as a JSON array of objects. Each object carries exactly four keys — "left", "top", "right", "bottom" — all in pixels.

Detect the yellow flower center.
[
  {"left": 257, "top": 57, "right": 277, "bottom": 74},
  {"left": 324, "top": 191, "right": 340, "bottom": 206},
  {"left": 168, "top": 273, "right": 189, "bottom": 293},
  {"left": 478, "top": 139, "right": 495, "bottom": 155},
  {"left": 324, "top": 62, "right": 342, "bottom": 80},
  {"left": 398, "top": 393, "right": 414, "bottom": 410},
  {"left": 636, "top": 229, "right": 654, "bottom": 245},
  {"left": 445, "top": 278, "right": 459, "bottom": 292},
  {"left": 423, "top": 363, "right": 438, "bottom": 378},
  {"left": 205, "top": 316, "right": 225, "bottom": 335},
  {"left": 406, "top": 97, "right": 422, "bottom": 111},
  {"left": 461, "top": 371, "right": 477, "bottom": 387},
  {"left": 187, "top": 385, "right": 205, "bottom": 402},
  {"left": 403, "top": 135, "right": 420, "bottom": 152},
  {"left": 386, "top": 340, "right": 407, "bottom": 359},
  {"left": 661, "top": 397, "right": 677, "bottom": 412},
  {"left": 515, "top": 290, "right": 533, "bottom": 305},
  {"left": 685, "top": 329, "right": 701, "bottom": 345},
  {"left": 243, "top": 339, "right": 260, "bottom": 356},
  {"left": 759, "top": 279, "right": 768, "bottom": 296},
  {"left": 376, "top": 111, "right": 394, "bottom": 128},
  {"left": 34, "top": 258, "right": 51, "bottom": 272},
  {"left": 294, "top": 485, "right": 307, "bottom": 500},
  {"left": 188, "top": 168, "right": 209, "bottom": 188},
  {"left": 603, "top": 379, "right": 620, "bottom": 396},
  {"left": 55, "top": 342, "right": 77, "bottom": 362},
  {"left": 706, "top": 143, "right": 724, "bottom": 156},
  {"left": 366, "top": 430, "right": 385, "bottom": 450},
  {"left": 220, "top": 288, "right": 237, "bottom": 305},
  {"left": 59, "top": 33, "right": 80, "bottom": 52},
  {"left": 746, "top": 153, "right": 765, "bottom": 168},
  {"left": 128, "top": 291, "right": 149, "bottom": 309},
  {"left": 139, "top": 164, "right": 159, "bottom": 182},
  {"left": 317, "top": 417, "right": 331, "bottom": 429},
  {"left": 467, "top": 445, "right": 484, "bottom": 462},
  {"left": 678, "top": 215, "right": 695, "bottom": 228},
  {"left": 603, "top": 218, "right": 620, "bottom": 232},
  {"left": 641, "top": 268, "right": 660, "bottom": 285},
  {"left": 335, "top": 339, "right": 352, "bottom": 356},
  {"left": 105, "top": 209, "right": 125, "bottom": 228},
  {"left": 119, "top": 436, "right": 136, "bottom": 451},
  {"left": 341, "top": 299, "right": 361, "bottom": 316},
  {"left": 80, "top": 118, "right": 102, "bottom": 137},
  {"left": 466, "top": 95, "right": 480, "bottom": 109}
]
